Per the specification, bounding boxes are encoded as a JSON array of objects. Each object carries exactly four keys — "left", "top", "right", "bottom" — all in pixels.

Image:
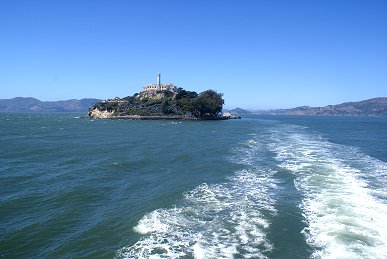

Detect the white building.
[{"left": 142, "top": 73, "right": 177, "bottom": 92}]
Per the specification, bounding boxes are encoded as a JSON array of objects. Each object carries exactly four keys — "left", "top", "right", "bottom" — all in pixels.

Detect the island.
[{"left": 88, "top": 73, "right": 234, "bottom": 120}]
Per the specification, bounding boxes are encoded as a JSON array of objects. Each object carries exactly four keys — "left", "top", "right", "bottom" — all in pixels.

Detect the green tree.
[
  {"left": 176, "top": 89, "right": 198, "bottom": 113},
  {"left": 161, "top": 99, "right": 174, "bottom": 114},
  {"left": 194, "top": 90, "right": 224, "bottom": 116}
]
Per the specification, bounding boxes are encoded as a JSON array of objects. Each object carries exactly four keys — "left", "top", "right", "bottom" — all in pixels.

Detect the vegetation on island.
[{"left": 89, "top": 88, "right": 225, "bottom": 119}]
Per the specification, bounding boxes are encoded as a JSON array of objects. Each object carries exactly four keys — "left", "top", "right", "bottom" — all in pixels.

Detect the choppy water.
[{"left": 1, "top": 113, "right": 386, "bottom": 258}]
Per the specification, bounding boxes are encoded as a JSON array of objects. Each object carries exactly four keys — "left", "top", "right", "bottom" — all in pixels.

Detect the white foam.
[
  {"left": 269, "top": 127, "right": 387, "bottom": 258},
  {"left": 117, "top": 135, "right": 278, "bottom": 258},
  {"left": 132, "top": 210, "right": 172, "bottom": 234}
]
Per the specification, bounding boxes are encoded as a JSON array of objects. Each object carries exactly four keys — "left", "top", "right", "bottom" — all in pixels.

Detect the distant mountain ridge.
[
  {"left": 229, "top": 107, "right": 251, "bottom": 114},
  {"left": 3, "top": 97, "right": 387, "bottom": 115},
  {"left": 0, "top": 97, "right": 100, "bottom": 112},
  {"left": 268, "top": 97, "right": 387, "bottom": 116}
]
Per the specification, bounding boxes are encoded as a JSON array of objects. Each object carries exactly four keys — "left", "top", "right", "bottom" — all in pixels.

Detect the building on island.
[{"left": 142, "top": 73, "right": 177, "bottom": 92}]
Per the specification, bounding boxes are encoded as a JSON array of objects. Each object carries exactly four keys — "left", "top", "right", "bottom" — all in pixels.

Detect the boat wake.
[
  {"left": 269, "top": 125, "right": 387, "bottom": 258},
  {"left": 117, "top": 134, "right": 278, "bottom": 258},
  {"left": 117, "top": 123, "right": 387, "bottom": 258}
]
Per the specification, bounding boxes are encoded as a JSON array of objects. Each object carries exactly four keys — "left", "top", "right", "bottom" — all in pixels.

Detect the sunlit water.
[{"left": 1, "top": 114, "right": 386, "bottom": 258}]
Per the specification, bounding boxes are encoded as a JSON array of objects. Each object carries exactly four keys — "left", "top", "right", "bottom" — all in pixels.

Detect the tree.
[
  {"left": 161, "top": 99, "right": 174, "bottom": 114},
  {"left": 193, "top": 90, "right": 224, "bottom": 116},
  {"left": 176, "top": 89, "right": 198, "bottom": 113},
  {"left": 175, "top": 89, "right": 198, "bottom": 100}
]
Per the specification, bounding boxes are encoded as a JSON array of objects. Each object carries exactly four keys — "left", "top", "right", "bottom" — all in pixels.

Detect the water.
[{"left": 1, "top": 113, "right": 386, "bottom": 258}]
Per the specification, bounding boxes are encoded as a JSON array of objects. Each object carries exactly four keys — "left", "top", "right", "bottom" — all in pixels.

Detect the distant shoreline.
[{"left": 2, "top": 97, "right": 386, "bottom": 116}]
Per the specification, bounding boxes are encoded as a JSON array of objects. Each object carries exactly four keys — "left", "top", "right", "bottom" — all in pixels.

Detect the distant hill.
[
  {"left": 3, "top": 97, "right": 387, "bottom": 116},
  {"left": 273, "top": 97, "right": 387, "bottom": 116},
  {"left": 0, "top": 97, "right": 100, "bottom": 112},
  {"left": 229, "top": 107, "right": 251, "bottom": 114}
]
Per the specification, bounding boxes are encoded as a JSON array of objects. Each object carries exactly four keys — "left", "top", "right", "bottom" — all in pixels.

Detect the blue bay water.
[{"left": 0, "top": 113, "right": 386, "bottom": 258}]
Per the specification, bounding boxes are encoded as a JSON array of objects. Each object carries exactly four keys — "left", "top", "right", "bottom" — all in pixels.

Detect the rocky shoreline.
[{"left": 95, "top": 115, "right": 230, "bottom": 120}]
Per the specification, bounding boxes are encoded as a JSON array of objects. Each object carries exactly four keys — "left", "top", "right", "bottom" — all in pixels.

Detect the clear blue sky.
[{"left": 1, "top": 0, "right": 386, "bottom": 109}]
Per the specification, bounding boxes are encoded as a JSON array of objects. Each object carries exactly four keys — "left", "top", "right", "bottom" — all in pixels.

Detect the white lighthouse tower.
[
  {"left": 157, "top": 72, "right": 161, "bottom": 90},
  {"left": 142, "top": 72, "right": 177, "bottom": 92}
]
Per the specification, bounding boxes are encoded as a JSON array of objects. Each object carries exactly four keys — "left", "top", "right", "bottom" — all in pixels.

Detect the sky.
[{"left": 1, "top": 0, "right": 386, "bottom": 109}]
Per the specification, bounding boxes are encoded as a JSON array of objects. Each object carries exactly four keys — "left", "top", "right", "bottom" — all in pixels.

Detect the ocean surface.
[{"left": 1, "top": 113, "right": 387, "bottom": 258}]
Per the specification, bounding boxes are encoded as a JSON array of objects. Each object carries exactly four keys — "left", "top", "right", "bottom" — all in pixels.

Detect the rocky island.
[{"left": 88, "top": 73, "right": 230, "bottom": 120}]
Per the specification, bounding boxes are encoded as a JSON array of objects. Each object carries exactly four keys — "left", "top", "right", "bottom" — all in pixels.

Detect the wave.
[
  {"left": 269, "top": 125, "right": 387, "bottom": 258},
  {"left": 117, "top": 134, "right": 278, "bottom": 258}
]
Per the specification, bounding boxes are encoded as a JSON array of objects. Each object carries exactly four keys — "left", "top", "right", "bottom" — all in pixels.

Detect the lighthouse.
[
  {"left": 157, "top": 72, "right": 161, "bottom": 90},
  {"left": 142, "top": 73, "right": 177, "bottom": 92}
]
